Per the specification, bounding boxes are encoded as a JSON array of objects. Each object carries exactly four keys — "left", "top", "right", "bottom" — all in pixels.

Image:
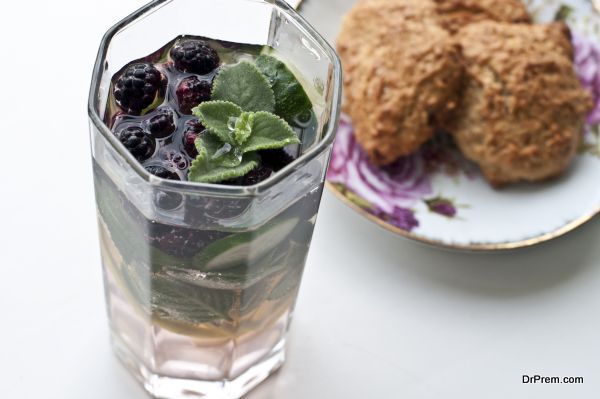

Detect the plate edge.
[{"left": 325, "top": 181, "right": 600, "bottom": 252}]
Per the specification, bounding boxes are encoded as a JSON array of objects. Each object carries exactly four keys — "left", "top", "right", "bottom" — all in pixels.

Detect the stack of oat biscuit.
[{"left": 338, "top": 0, "right": 592, "bottom": 186}]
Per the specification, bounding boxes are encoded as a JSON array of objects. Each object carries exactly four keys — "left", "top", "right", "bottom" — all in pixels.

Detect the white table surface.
[{"left": 1, "top": 1, "right": 599, "bottom": 398}]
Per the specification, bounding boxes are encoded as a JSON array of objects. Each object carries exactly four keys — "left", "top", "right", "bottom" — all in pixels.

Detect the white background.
[{"left": 0, "top": 1, "right": 599, "bottom": 398}]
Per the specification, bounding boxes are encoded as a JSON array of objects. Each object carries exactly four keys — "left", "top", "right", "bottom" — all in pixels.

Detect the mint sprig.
[
  {"left": 188, "top": 60, "right": 303, "bottom": 184},
  {"left": 194, "top": 102, "right": 300, "bottom": 150},
  {"left": 212, "top": 61, "right": 275, "bottom": 113},
  {"left": 189, "top": 103, "right": 299, "bottom": 183}
]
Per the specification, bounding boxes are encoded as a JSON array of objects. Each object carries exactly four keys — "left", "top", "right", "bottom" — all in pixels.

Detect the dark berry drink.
[
  {"left": 89, "top": 2, "right": 342, "bottom": 396},
  {"left": 105, "top": 36, "right": 317, "bottom": 183},
  {"left": 93, "top": 34, "right": 328, "bottom": 395}
]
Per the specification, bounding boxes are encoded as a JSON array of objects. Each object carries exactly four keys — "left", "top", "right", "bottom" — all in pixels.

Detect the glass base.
[{"left": 112, "top": 331, "right": 286, "bottom": 399}]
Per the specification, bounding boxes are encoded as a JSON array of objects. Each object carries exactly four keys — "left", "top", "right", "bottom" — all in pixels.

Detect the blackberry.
[
  {"left": 116, "top": 126, "right": 155, "bottom": 161},
  {"left": 146, "top": 108, "right": 176, "bottom": 138},
  {"left": 176, "top": 76, "right": 212, "bottom": 114},
  {"left": 145, "top": 165, "right": 181, "bottom": 180},
  {"left": 243, "top": 165, "right": 273, "bottom": 185},
  {"left": 182, "top": 120, "right": 205, "bottom": 158},
  {"left": 259, "top": 149, "right": 296, "bottom": 171},
  {"left": 226, "top": 165, "right": 273, "bottom": 186},
  {"left": 114, "top": 63, "right": 163, "bottom": 115},
  {"left": 170, "top": 40, "right": 220, "bottom": 74}
]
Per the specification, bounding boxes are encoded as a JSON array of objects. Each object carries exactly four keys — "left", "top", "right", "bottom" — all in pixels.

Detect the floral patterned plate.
[{"left": 310, "top": 0, "right": 600, "bottom": 250}]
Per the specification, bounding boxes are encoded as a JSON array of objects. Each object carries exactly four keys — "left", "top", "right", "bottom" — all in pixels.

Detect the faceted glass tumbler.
[{"left": 87, "top": 1, "right": 341, "bottom": 398}]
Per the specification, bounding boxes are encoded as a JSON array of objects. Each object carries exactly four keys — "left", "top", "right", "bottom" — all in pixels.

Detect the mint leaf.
[
  {"left": 213, "top": 143, "right": 243, "bottom": 168},
  {"left": 150, "top": 272, "right": 236, "bottom": 324},
  {"left": 195, "top": 133, "right": 242, "bottom": 168},
  {"left": 188, "top": 147, "right": 259, "bottom": 183},
  {"left": 241, "top": 111, "right": 300, "bottom": 153},
  {"left": 192, "top": 102, "right": 298, "bottom": 155},
  {"left": 255, "top": 55, "right": 312, "bottom": 123},
  {"left": 158, "top": 266, "right": 275, "bottom": 319},
  {"left": 233, "top": 112, "right": 254, "bottom": 146},
  {"left": 212, "top": 62, "right": 275, "bottom": 113},
  {"left": 188, "top": 106, "right": 297, "bottom": 182},
  {"left": 192, "top": 101, "right": 242, "bottom": 144}
]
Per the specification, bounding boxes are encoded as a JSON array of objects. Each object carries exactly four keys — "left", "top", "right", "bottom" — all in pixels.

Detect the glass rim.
[{"left": 88, "top": 0, "right": 342, "bottom": 197}]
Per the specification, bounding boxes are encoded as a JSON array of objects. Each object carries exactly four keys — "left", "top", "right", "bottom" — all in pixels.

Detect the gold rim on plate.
[{"left": 326, "top": 182, "right": 600, "bottom": 252}]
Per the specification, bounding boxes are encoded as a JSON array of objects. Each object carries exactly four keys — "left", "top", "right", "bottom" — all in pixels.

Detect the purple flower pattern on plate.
[
  {"left": 328, "top": 116, "right": 437, "bottom": 231},
  {"left": 372, "top": 206, "right": 420, "bottom": 231},
  {"left": 573, "top": 32, "right": 600, "bottom": 125},
  {"left": 424, "top": 197, "right": 458, "bottom": 219}
]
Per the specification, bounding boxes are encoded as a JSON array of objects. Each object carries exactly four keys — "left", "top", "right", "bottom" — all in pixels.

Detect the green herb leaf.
[
  {"left": 150, "top": 272, "right": 236, "bottom": 324},
  {"left": 212, "top": 61, "right": 275, "bottom": 113},
  {"left": 233, "top": 112, "right": 255, "bottom": 146},
  {"left": 195, "top": 133, "right": 243, "bottom": 168},
  {"left": 241, "top": 111, "right": 300, "bottom": 153},
  {"left": 255, "top": 55, "right": 312, "bottom": 123},
  {"left": 192, "top": 101, "right": 242, "bottom": 144},
  {"left": 157, "top": 268, "right": 275, "bottom": 321},
  {"left": 188, "top": 145, "right": 260, "bottom": 183},
  {"left": 189, "top": 65, "right": 302, "bottom": 183}
]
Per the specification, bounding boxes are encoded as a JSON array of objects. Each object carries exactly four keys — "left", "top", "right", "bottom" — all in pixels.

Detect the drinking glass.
[{"left": 88, "top": 0, "right": 341, "bottom": 398}]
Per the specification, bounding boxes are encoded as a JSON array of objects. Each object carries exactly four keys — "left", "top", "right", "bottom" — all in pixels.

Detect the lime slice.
[{"left": 193, "top": 217, "right": 301, "bottom": 272}]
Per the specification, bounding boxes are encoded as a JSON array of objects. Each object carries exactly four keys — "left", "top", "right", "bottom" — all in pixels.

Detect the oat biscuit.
[{"left": 448, "top": 22, "right": 592, "bottom": 185}]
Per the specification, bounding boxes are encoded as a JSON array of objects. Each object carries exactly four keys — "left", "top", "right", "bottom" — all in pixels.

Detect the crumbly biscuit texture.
[
  {"left": 356, "top": 0, "right": 531, "bottom": 33},
  {"left": 431, "top": 0, "right": 531, "bottom": 33},
  {"left": 448, "top": 21, "right": 592, "bottom": 185},
  {"left": 338, "top": 1, "right": 463, "bottom": 165}
]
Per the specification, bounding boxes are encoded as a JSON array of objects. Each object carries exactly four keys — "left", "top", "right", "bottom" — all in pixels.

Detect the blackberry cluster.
[
  {"left": 114, "top": 63, "right": 163, "bottom": 115},
  {"left": 170, "top": 40, "right": 220, "bottom": 74},
  {"left": 182, "top": 120, "right": 205, "bottom": 158},
  {"left": 241, "top": 166, "right": 274, "bottom": 185},
  {"left": 259, "top": 149, "right": 296, "bottom": 171},
  {"left": 147, "top": 108, "right": 176, "bottom": 138},
  {"left": 110, "top": 38, "right": 299, "bottom": 186},
  {"left": 176, "top": 76, "right": 212, "bottom": 114},
  {"left": 116, "top": 126, "right": 155, "bottom": 161}
]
